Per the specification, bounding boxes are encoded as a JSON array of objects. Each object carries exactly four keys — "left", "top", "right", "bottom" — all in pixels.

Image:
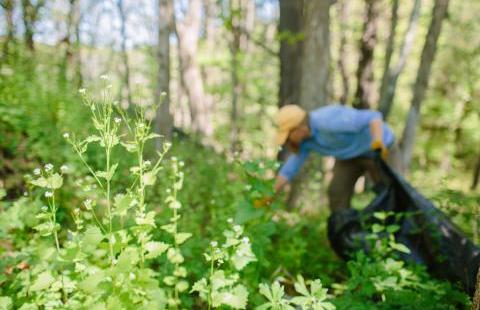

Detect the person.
[{"left": 257, "top": 104, "right": 395, "bottom": 211}]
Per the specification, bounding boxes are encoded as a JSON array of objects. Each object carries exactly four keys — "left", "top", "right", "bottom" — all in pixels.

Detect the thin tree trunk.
[
  {"left": 378, "top": 0, "right": 399, "bottom": 113},
  {"left": 21, "top": 0, "right": 44, "bottom": 51},
  {"left": 73, "top": 6, "right": 83, "bottom": 88},
  {"left": 278, "top": 0, "right": 303, "bottom": 107},
  {"left": 116, "top": 0, "right": 133, "bottom": 108},
  {"left": 230, "top": 0, "right": 242, "bottom": 152},
  {"left": 288, "top": 0, "right": 331, "bottom": 208},
  {"left": 1, "top": 0, "right": 15, "bottom": 61},
  {"left": 336, "top": 0, "right": 349, "bottom": 104},
  {"left": 379, "top": 0, "right": 421, "bottom": 119},
  {"left": 155, "top": 0, "right": 173, "bottom": 146},
  {"left": 176, "top": 0, "right": 212, "bottom": 137},
  {"left": 397, "top": 0, "right": 450, "bottom": 174},
  {"left": 353, "top": 0, "right": 380, "bottom": 109}
]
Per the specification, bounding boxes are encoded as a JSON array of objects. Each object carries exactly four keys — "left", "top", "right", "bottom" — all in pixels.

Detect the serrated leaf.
[
  {"left": 231, "top": 242, "right": 256, "bottom": 271},
  {"left": 0, "top": 296, "right": 12, "bottom": 310},
  {"left": 82, "top": 225, "right": 104, "bottom": 253},
  {"left": 160, "top": 223, "right": 176, "bottom": 234},
  {"left": 47, "top": 173, "right": 63, "bottom": 189},
  {"left": 145, "top": 241, "right": 169, "bottom": 259},
  {"left": 121, "top": 142, "right": 137, "bottom": 152},
  {"left": 30, "top": 177, "right": 48, "bottom": 188},
  {"left": 175, "top": 232, "right": 192, "bottom": 245},
  {"left": 389, "top": 242, "right": 411, "bottom": 254},
  {"left": 113, "top": 193, "right": 133, "bottom": 216},
  {"left": 79, "top": 271, "right": 106, "bottom": 294},
  {"left": 30, "top": 271, "right": 55, "bottom": 291},
  {"left": 116, "top": 247, "right": 139, "bottom": 272},
  {"left": 136, "top": 211, "right": 156, "bottom": 227},
  {"left": 176, "top": 280, "right": 189, "bottom": 293},
  {"left": 213, "top": 284, "right": 248, "bottom": 309},
  {"left": 142, "top": 171, "right": 157, "bottom": 186}
]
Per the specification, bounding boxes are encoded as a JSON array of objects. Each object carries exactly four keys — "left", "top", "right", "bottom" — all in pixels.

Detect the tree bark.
[
  {"left": 229, "top": 0, "right": 242, "bottom": 153},
  {"left": 288, "top": 0, "right": 331, "bottom": 208},
  {"left": 21, "top": 0, "right": 45, "bottom": 51},
  {"left": 353, "top": 0, "right": 380, "bottom": 109},
  {"left": 155, "top": 0, "right": 173, "bottom": 146},
  {"left": 397, "top": 0, "right": 450, "bottom": 174},
  {"left": 176, "top": 0, "right": 212, "bottom": 137},
  {"left": 1, "top": 0, "right": 15, "bottom": 61},
  {"left": 278, "top": 0, "right": 303, "bottom": 107},
  {"left": 336, "top": 0, "right": 349, "bottom": 104},
  {"left": 379, "top": 0, "right": 421, "bottom": 119},
  {"left": 116, "top": 0, "right": 133, "bottom": 108}
]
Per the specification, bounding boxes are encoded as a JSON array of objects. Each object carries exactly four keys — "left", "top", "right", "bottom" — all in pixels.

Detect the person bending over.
[{"left": 262, "top": 104, "right": 395, "bottom": 211}]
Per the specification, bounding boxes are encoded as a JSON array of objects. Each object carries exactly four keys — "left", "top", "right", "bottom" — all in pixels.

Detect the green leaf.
[
  {"left": 166, "top": 248, "right": 184, "bottom": 264},
  {"left": 79, "top": 271, "right": 106, "bottom": 294},
  {"left": 136, "top": 211, "right": 156, "bottom": 227},
  {"left": 0, "top": 296, "right": 12, "bottom": 310},
  {"left": 231, "top": 242, "right": 256, "bottom": 271},
  {"left": 30, "top": 177, "right": 48, "bottom": 188},
  {"left": 116, "top": 247, "right": 140, "bottom": 272},
  {"left": 30, "top": 271, "right": 55, "bottom": 291},
  {"left": 113, "top": 193, "right": 134, "bottom": 216},
  {"left": 145, "top": 241, "right": 169, "bottom": 259},
  {"left": 175, "top": 232, "right": 192, "bottom": 245},
  {"left": 96, "top": 163, "right": 118, "bottom": 181},
  {"left": 176, "top": 280, "right": 189, "bottom": 293},
  {"left": 371, "top": 223, "right": 384, "bottom": 233},
  {"left": 82, "top": 225, "right": 104, "bottom": 253},
  {"left": 142, "top": 171, "right": 157, "bottom": 186},
  {"left": 160, "top": 223, "right": 176, "bottom": 234},
  {"left": 47, "top": 173, "right": 63, "bottom": 189},
  {"left": 389, "top": 242, "right": 411, "bottom": 254},
  {"left": 144, "top": 133, "right": 162, "bottom": 141},
  {"left": 121, "top": 142, "right": 137, "bottom": 152},
  {"left": 213, "top": 284, "right": 249, "bottom": 309}
]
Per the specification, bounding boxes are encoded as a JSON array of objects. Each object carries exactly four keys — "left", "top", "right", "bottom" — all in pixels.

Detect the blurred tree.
[
  {"left": 155, "top": 0, "right": 173, "bottom": 144},
  {"left": 379, "top": 0, "right": 421, "bottom": 119},
  {"left": 1, "top": 0, "right": 15, "bottom": 62},
  {"left": 473, "top": 152, "right": 480, "bottom": 190},
  {"left": 288, "top": 0, "right": 331, "bottom": 208},
  {"left": 116, "top": 0, "right": 132, "bottom": 108},
  {"left": 278, "top": 0, "right": 303, "bottom": 107},
  {"left": 176, "top": 0, "right": 212, "bottom": 136},
  {"left": 21, "top": 0, "right": 45, "bottom": 51},
  {"left": 229, "top": 0, "right": 242, "bottom": 153},
  {"left": 397, "top": 0, "right": 450, "bottom": 174},
  {"left": 353, "top": 0, "right": 380, "bottom": 109},
  {"left": 336, "top": 0, "right": 349, "bottom": 104}
]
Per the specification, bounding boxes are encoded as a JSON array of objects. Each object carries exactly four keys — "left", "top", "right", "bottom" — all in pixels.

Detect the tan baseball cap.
[{"left": 274, "top": 105, "right": 307, "bottom": 145}]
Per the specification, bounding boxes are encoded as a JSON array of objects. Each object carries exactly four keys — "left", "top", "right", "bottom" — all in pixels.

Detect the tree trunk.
[
  {"left": 1, "top": 0, "right": 15, "bottom": 61},
  {"left": 176, "top": 0, "right": 212, "bottom": 137},
  {"left": 379, "top": 0, "right": 421, "bottom": 119},
  {"left": 116, "top": 0, "right": 133, "bottom": 108},
  {"left": 397, "top": 0, "right": 450, "bottom": 174},
  {"left": 229, "top": 0, "right": 242, "bottom": 153},
  {"left": 288, "top": 0, "right": 331, "bottom": 208},
  {"left": 21, "top": 0, "right": 44, "bottom": 51},
  {"left": 336, "top": 0, "right": 349, "bottom": 104},
  {"left": 155, "top": 0, "right": 173, "bottom": 146},
  {"left": 278, "top": 0, "right": 303, "bottom": 107},
  {"left": 353, "top": 0, "right": 380, "bottom": 109}
]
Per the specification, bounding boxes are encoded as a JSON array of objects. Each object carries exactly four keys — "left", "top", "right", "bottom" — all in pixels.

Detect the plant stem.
[{"left": 208, "top": 246, "right": 214, "bottom": 310}]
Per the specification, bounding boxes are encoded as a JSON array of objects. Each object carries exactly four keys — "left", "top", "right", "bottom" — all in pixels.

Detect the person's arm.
[
  {"left": 274, "top": 174, "right": 289, "bottom": 193},
  {"left": 369, "top": 118, "right": 388, "bottom": 159}
]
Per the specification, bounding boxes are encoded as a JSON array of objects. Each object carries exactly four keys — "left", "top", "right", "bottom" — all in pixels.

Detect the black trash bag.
[{"left": 327, "top": 158, "right": 480, "bottom": 295}]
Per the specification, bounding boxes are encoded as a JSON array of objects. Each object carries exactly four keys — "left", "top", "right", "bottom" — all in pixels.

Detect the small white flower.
[
  {"left": 63, "top": 132, "right": 70, "bottom": 139},
  {"left": 33, "top": 168, "right": 41, "bottom": 175},
  {"left": 179, "top": 161, "right": 185, "bottom": 167},
  {"left": 106, "top": 84, "right": 113, "bottom": 89},
  {"left": 137, "top": 123, "right": 145, "bottom": 128},
  {"left": 166, "top": 188, "right": 171, "bottom": 194},
  {"left": 245, "top": 185, "right": 252, "bottom": 191},
  {"left": 73, "top": 208, "right": 80, "bottom": 215},
  {"left": 23, "top": 191, "right": 28, "bottom": 196},
  {"left": 100, "top": 74, "right": 109, "bottom": 80},
  {"left": 45, "top": 191, "right": 53, "bottom": 198},
  {"left": 129, "top": 272, "right": 136, "bottom": 280},
  {"left": 144, "top": 160, "right": 151, "bottom": 167},
  {"left": 60, "top": 165, "right": 68, "bottom": 173},
  {"left": 171, "top": 156, "right": 177, "bottom": 162},
  {"left": 242, "top": 237, "right": 250, "bottom": 244},
  {"left": 210, "top": 241, "right": 218, "bottom": 247},
  {"left": 114, "top": 117, "right": 121, "bottom": 124},
  {"left": 78, "top": 88, "right": 86, "bottom": 95},
  {"left": 164, "top": 142, "right": 172, "bottom": 149},
  {"left": 45, "top": 163, "right": 53, "bottom": 171},
  {"left": 227, "top": 218, "right": 233, "bottom": 224},
  {"left": 160, "top": 91, "right": 167, "bottom": 96},
  {"left": 233, "top": 225, "right": 242, "bottom": 233}
]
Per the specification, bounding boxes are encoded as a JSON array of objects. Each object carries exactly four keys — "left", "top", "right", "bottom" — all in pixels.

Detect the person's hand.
[
  {"left": 253, "top": 196, "right": 273, "bottom": 208},
  {"left": 371, "top": 140, "right": 388, "bottom": 160}
]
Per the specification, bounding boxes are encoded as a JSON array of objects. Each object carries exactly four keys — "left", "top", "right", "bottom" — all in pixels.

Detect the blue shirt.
[{"left": 279, "top": 105, "right": 395, "bottom": 181}]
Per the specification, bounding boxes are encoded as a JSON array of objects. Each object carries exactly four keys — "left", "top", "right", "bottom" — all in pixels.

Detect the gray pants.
[{"left": 327, "top": 157, "right": 381, "bottom": 212}]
